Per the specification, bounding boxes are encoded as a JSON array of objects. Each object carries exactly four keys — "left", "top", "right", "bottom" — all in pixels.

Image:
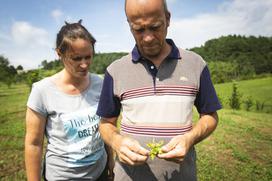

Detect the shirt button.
[{"left": 150, "top": 65, "right": 154, "bottom": 69}]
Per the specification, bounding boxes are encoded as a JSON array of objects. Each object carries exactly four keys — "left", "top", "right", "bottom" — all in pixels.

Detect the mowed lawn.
[{"left": 0, "top": 77, "right": 271, "bottom": 180}]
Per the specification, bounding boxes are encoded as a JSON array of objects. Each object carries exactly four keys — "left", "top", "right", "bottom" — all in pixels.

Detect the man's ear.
[{"left": 166, "top": 11, "right": 171, "bottom": 27}]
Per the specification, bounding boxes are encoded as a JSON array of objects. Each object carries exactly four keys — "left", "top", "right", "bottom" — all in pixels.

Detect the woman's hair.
[{"left": 56, "top": 19, "right": 96, "bottom": 56}]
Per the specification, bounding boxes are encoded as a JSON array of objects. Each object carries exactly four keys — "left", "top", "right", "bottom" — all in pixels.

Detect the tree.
[
  {"left": 26, "top": 70, "right": 42, "bottom": 89},
  {"left": 16, "top": 65, "right": 23, "bottom": 71},
  {"left": 90, "top": 52, "right": 127, "bottom": 74},
  {"left": 229, "top": 82, "right": 241, "bottom": 110},
  {"left": 0, "top": 55, "right": 18, "bottom": 87},
  {"left": 190, "top": 35, "right": 272, "bottom": 78}
]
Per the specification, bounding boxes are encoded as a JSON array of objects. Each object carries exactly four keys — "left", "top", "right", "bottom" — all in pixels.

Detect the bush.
[
  {"left": 229, "top": 82, "right": 241, "bottom": 110},
  {"left": 26, "top": 70, "right": 43, "bottom": 89},
  {"left": 243, "top": 97, "right": 253, "bottom": 111},
  {"left": 256, "top": 100, "right": 265, "bottom": 111}
]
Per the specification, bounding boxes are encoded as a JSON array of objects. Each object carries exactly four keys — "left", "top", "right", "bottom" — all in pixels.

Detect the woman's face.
[{"left": 62, "top": 38, "right": 93, "bottom": 78}]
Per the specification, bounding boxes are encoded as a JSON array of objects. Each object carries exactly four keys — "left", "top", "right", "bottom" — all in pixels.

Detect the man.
[{"left": 97, "top": 0, "right": 221, "bottom": 180}]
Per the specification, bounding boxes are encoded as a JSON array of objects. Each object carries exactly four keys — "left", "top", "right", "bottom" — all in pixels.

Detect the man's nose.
[{"left": 143, "top": 31, "right": 154, "bottom": 43}]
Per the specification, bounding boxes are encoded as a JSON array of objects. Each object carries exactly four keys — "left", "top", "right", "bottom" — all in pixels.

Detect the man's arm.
[
  {"left": 158, "top": 112, "right": 218, "bottom": 162},
  {"left": 99, "top": 117, "right": 150, "bottom": 165},
  {"left": 104, "top": 143, "right": 115, "bottom": 181},
  {"left": 25, "top": 108, "right": 46, "bottom": 181}
]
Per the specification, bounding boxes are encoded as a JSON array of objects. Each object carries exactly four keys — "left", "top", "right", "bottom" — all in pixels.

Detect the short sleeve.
[
  {"left": 96, "top": 70, "right": 121, "bottom": 118},
  {"left": 194, "top": 66, "right": 222, "bottom": 114},
  {"left": 27, "top": 83, "right": 47, "bottom": 117}
]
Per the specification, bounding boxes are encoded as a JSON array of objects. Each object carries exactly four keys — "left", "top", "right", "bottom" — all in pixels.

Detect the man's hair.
[
  {"left": 56, "top": 19, "right": 96, "bottom": 56},
  {"left": 125, "top": 0, "right": 169, "bottom": 15}
]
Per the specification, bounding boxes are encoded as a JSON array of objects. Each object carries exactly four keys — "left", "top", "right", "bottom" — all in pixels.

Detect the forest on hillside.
[
  {"left": 0, "top": 35, "right": 271, "bottom": 87},
  {"left": 191, "top": 35, "right": 272, "bottom": 83}
]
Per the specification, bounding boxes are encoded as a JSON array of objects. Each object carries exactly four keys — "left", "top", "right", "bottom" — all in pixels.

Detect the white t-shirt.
[{"left": 27, "top": 73, "right": 107, "bottom": 180}]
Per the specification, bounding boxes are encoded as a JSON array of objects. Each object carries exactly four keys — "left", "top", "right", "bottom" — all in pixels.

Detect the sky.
[{"left": 0, "top": 0, "right": 271, "bottom": 70}]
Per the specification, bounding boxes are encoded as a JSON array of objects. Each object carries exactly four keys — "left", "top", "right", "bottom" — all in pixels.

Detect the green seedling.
[{"left": 146, "top": 139, "right": 164, "bottom": 160}]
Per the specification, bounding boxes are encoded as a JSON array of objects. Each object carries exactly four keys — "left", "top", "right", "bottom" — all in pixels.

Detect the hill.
[{"left": 191, "top": 35, "right": 272, "bottom": 75}]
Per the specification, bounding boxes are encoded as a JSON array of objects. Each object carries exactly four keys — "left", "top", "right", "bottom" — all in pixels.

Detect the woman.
[{"left": 25, "top": 20, "right": 113, "bottom": 181}]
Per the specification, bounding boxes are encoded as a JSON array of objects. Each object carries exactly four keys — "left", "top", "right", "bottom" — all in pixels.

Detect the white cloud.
[
  {"left": 11, "top": 21, "right": 51, "bottom": 47},
  {"left": 51, "top": 9, "right": 63, "bottom": 23},
  {"left": 95, "top": 21, "right": 134, "bottom": 53},
  {"left": 0, "top": 33, "right": 10, "bottom": 42},
  {"left": 1, "top": 21, "right": 56, "bottom": 69},
  {"left": 168, "top": 0, "right": 272, "bottom": 49}
]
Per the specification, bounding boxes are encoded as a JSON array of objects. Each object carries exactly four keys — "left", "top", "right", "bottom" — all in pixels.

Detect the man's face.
[{"left": 126, "top": 0, "right": 170, "bottom": 59}]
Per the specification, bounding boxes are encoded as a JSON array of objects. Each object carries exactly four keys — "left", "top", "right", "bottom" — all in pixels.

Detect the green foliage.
[
  {"left": 243, "top": 97, "right": 253, "bottom": 111},
  {"left": 40, "top": 59, "right": 63, "bottom": 70},
  {"left": 208, "top": 61, "right": 237, "bottom": 83},
  {"left": 37, "top": 52, "right": 127, "bottom": 75},
  {"left": 256, "top": 100, "right": 265, "bottom": 111},
  {"left": 146, "top": 139, "right": 164, "bottom": 160},
  {"left": 26, "top": 70, "right": 42, "bottom": 89},
  {"left": 16, "top": 65, "right": 23, "bottom": 71},
  {"left": 90, "top": 52, "right": 128, "bottom": 74},
  {"left": 0, "top": 55, "right": 18, "bottom": 87},
  {"left": 191, "top": 35, "right": 272, "bottom": 82},
  {"left": 215, "top": 77, "right": 272, "bottom": 113},
  {"left": 229, "top": 82, "right": 241, "bottom": 110}
]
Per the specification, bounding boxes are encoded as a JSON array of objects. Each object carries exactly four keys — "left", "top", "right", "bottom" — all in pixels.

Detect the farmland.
[{"left": 0, "top": 77, "right": 271, "bottom": 180}]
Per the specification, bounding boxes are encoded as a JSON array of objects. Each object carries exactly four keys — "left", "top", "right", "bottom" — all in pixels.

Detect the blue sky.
[{"left": 0, "top": 0, "right": 271, "bottom": 69}]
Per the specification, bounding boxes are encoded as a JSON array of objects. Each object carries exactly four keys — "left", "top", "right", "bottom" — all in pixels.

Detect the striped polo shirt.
[{"left": 97, "top": 39, "right": 221, "bottom": 181}]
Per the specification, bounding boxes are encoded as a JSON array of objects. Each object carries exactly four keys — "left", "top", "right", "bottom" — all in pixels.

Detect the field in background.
[
  {"left": 215, "top": 77, "right": 272, "bottom": 112},
  {"left": 195, "top": 109, "right": 272, "bottom": 181},
  {"left": 0, "top": 77, "right": 271, "bottom": 180},
  {"left": 0, "top": 83, "right": 29, "bottom": 180}
]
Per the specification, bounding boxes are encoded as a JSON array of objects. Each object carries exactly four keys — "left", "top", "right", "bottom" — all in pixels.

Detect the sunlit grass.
[{"left": 0, "top": 77, "right": 271, "bottom": 180}]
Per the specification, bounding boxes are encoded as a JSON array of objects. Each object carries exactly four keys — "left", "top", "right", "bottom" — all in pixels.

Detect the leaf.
[{"left": 146, "top": 139, "right": 164, "bottom": 160}]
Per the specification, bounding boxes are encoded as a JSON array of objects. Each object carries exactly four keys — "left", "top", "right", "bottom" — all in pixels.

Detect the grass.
[
  {"left": 194, "top": 109, "right": 272, "bottom": 181},
  {"left": 0, "top": 77, "right": 271, "bottom": 180},
  {"left": 0, "top": 83, "right": 29, "bottom": 180},
  {"left": 215, "top": 77, "right": 272, "bottom": 112}
]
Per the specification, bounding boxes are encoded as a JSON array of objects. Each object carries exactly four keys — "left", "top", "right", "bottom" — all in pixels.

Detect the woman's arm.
[{"left": 25, "top": 107, "right": 46, "bottom": 181}]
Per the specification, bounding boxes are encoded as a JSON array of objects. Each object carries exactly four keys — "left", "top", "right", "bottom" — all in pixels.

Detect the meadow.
[
  {"left": 215, "top": 77, "right": 272, "bottom": 112},
  {"left": 0, "top": 77, "right": 271, "bottom": 180}
]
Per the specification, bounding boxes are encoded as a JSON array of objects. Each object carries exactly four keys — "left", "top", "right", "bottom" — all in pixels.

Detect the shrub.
[
  {"left": 229, "top": 82, "right": 241, "bottom": 110},
  {"left": 243, "top": 97, "right": 253, "bottom": 111},
  {"left": 256, "top": 100, "right": 265, "bottom": 111}
]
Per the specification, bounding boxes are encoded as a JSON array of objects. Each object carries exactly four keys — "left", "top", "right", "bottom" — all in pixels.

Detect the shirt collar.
[{"left": 131, "top": 39, "right": 181, "bottom": 63}]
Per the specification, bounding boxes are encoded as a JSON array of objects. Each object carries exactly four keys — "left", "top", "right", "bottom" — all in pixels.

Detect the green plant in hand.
[{"left": 147, "top": 139, "right": 164, "bottom": 160}]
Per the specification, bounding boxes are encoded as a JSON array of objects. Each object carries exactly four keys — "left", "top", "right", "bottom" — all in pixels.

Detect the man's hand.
[
  {"left": 99, "top": 118, "right": 149, "bottom": 166},
  {"left": 158, "top": 112, "right": 219, "bottom": 163},
  {"left": 113, "top": 135, "right": 150, "bottom": 165},
  {"left": 157, "top": 134, "right": 193, "bottom": 163}
]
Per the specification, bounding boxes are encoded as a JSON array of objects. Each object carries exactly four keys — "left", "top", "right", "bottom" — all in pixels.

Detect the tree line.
[
  {"left": 191, "top": 35, "right": 272, "bottom": 83},
  {"left": 0, "top": 35, "right": 271, "bottom": 87}
]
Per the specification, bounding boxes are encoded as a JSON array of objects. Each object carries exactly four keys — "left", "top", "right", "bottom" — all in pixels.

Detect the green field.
[
  {"left": 0, "top": 78, "right": 271, "bottom": 180},
  {"left": 0, "top": 83, "right": 29, "bottom": 180},
  {"left": 215, "top": 77, "right": 272, "bottom": 112}
]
